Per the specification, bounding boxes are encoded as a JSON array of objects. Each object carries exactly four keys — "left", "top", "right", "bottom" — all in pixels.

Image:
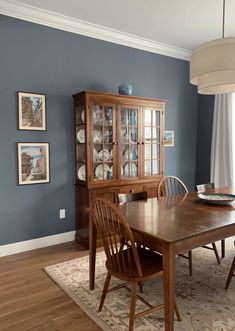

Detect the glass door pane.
[
  {"left": 120, "top": 107, "right": 139, "bottom": 179},
  {"left": 76, "top": 105, "right": 86, "bottom": 181},
  {"left": 92, "top": 104, "right": 114, "bottom": 181},
  {"left": 143, "top": 109, "right": 161, "bottom": 177}
]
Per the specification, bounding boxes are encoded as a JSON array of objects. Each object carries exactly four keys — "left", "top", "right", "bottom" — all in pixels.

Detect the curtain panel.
[{"left": 210, "top": 94, "right": 234, "bottom": 187}]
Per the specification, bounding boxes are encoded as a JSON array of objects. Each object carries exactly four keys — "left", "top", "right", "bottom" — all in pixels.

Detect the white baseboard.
[{"left": 0, "top": 231, "right": 76, "bottom": 257}]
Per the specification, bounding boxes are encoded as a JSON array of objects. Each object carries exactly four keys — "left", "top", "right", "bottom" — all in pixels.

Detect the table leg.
[
  {"left": 89, "top": 218, "right": 97, "bottom": 290},
  {"left": 221, "top": 239, "right": 225, "bottom": 258},
  {"left": 163, "top": 244, "right": 176, "bottom": 331}
]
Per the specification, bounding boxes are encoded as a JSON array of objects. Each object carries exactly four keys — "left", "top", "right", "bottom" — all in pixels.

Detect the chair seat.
[{"left": 106, "top": 247, "right": 163, "bottom": 282}]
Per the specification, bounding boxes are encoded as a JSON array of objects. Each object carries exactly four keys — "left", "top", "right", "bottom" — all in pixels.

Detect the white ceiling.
[{"left": 1, "top": 0, "right": 235, "bottom": 55}]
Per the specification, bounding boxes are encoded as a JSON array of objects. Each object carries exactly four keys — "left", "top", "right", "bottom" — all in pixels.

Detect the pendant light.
[{"left": 190, "top": 0, "right": 235, "bottom": 94}]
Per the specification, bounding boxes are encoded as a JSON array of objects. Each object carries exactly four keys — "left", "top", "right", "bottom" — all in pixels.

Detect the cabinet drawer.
[{"left": 90, "top": 188, "right": 116, "bottom": 203}]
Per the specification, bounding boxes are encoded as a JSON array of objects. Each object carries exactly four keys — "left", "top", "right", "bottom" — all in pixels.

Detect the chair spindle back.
[
  {"left": 92, "top": 198, "right": 142, "bottom": 277},
  {"left": 157, "top": 176, "right": 188, "bottom": 198}
]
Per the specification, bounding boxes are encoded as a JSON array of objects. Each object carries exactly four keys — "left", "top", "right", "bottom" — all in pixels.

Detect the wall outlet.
[{"left": 59, "top": 209, "right": 66, "bottom": 219}]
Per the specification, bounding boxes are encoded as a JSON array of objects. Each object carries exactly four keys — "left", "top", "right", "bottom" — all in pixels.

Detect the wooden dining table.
[{"left": 89, "top": 189, "right": 235, "bottom": 331}]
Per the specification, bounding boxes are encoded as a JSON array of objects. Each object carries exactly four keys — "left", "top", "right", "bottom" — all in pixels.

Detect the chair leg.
[
  {"left": 138, "top": 282, "right": 143, "bottom": 293},
  {"left": 212, "top": 242, "right": 220, "bottom": 264},
  {"left": 98, "top": 272, "right": 111, "bottom": 312},
  {"left": 221, "top": 239, "right": 225, "bottom": 258},
  {"left": 188, "top": 250, "right": 192, "bottom": 276},
  {"left": 129, "top": 282, "right": 137, "bottom": 331},
  {"left": 174, "top": 301, "right": 181, "bottom": 321},
  {"left": 225, "top": 257, "right": 235, "bottom": 289}
]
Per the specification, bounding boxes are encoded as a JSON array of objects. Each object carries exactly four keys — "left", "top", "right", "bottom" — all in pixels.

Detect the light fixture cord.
[{"left": 222, "top": 0, "right": 225, "bottom": 38}]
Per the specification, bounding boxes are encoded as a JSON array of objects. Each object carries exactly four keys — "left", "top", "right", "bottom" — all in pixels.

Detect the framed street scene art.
[
  {"left": 164, "top": 131, "right": 174, "bottom": 147},
  {"left": 18, "top": 91, "right": 46, "bottom": 130},
  {"left": 17, "top": 143, "right": 50, "bottom": 185}
]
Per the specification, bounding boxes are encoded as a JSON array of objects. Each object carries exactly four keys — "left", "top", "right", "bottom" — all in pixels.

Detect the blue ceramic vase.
[{"left": 118, "top": 83, "right": 133, "bottom": 96}]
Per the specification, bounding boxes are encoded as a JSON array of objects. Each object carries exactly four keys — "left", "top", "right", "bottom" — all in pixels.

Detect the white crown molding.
[
  {"left": 0, "top": 231, "right": 75, "bottom": 257},
  {"left": 0, "top": 0, "right": 191, "bottom": 61}
]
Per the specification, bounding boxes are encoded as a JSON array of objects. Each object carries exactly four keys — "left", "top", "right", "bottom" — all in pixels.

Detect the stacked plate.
[
  {"left": 93, "top": 130, "right": 103, "bottom": 144},
  {"left": 98, "top": 149, "right": 111, "bottom": 161},
  {"left": 77, "top": 165, "right": 86, "bottom": 180},
  {"left": 95, "top": 164, "right": 112, "bottom": 180},
  {"left": 77, "top": 129, "right": 85, "bottom": 143}
]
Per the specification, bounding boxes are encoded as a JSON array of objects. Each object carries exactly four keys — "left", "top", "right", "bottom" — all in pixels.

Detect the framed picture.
[
  {"left": 17, "top": 143, "right": 50, "bottom": 185},
  {"left": 18, "top": 92, "right": 46, "bottom": 130},
  {"left": 164, "top": 131, "right": 174, "bottom": 147}
]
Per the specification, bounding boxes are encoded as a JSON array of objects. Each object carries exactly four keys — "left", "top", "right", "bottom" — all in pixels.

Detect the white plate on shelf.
[
  {"left": 98, "top": 149, "right": 110, "bottom": 161},
  {"left": 81, "top": 110, "right": 85, "bottom": 123},
  {"left": 77, "top": 165, "right": 86, "bottom": 181},
  {"left": 124, "top": 163, "right": 137, "bottom": 176},
  {"left": 77, "top": 129, "right": 85, "bottom": 143},
  {"left": 93, "top": 129, "right": 103, "bottom": 144},
  {"left": 93, "top": 107, "right": 102, "bottom": 124},
  {"left": 95, "top": 164, "right": 111, "bottom": 180}
]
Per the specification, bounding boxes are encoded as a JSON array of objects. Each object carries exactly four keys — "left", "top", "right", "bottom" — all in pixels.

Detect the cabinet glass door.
[
  {"left": 143, "top": 109, "right": 161, "bottom": 177},
  {"left": 76, "top": 105, "right": 86, "bottom": 182},
  {"left": 119, "top": 107, "right": 139, "bottom": 179},
  {"left": 91, "top": 104, "right": 114, "bottom": 181}
]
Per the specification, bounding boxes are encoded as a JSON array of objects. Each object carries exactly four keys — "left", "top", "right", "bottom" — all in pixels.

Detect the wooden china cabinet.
[{"left": 73, "top": 90, "right": 166, "bottom": 248}]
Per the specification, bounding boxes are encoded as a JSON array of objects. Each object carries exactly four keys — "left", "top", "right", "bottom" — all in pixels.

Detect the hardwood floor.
[{"left": 0, "top": 242, "right": 102, "bottom": 331}]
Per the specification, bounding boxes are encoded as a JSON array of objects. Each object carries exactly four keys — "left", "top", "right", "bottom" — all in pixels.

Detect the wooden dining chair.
[
  {"left": 158, "top": 177, "right": 220, "bottom": 275},
  {"left": 157, "top": 176, "right": 194, "bottom": 275},
  {"left": 197, "top": 183, "right": 225, "bottom": 259},
  {"left": 225, "top": 242, "right": 235, "bottom": 289},
  {"left": 158, "top": 176, "right": 188, "bottom": 197},
  {"left": 196, "top": 183, "right": 215, "bottom": 193},
  {"left": 117, "top": 191, "right": 148, "bottom": 292},
  {"left": 92, "top": 197, "right": 181, "bottom": 331}
]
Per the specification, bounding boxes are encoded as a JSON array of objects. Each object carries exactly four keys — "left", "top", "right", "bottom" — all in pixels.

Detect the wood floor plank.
[{"left": 0, "top": 242, "right": 101, "bottom": 331}]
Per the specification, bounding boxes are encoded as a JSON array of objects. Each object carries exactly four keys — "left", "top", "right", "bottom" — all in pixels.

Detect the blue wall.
[
  {"left": 0, "top": 15, "right": 198, "bottom": 245},
  {"left": 195, "top": 95, "right": 214, "bottom": 185}
]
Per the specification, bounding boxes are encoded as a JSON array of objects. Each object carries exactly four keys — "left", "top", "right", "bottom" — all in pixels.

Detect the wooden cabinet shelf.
[{"left": 73, "top": 90, "right": 166, "bottom": 248}]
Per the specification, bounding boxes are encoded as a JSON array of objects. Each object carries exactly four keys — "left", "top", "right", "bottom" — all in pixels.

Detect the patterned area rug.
[{"left": 44, "top": 238, "right": 235, "bottom": 331}]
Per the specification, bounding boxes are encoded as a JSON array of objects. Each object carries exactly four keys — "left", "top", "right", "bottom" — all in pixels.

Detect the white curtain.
[{"left": 210, "top": 94, "right": 234, "bottom": 187}]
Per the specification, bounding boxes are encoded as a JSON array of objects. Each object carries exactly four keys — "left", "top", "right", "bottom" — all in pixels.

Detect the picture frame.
[
  {"left": 18, "top": 91, "right": 46, "bottom": 130},
  {"left": 164, "top": 131, "right": 174, "bottom": 147},
  {"left": 17, "top": 143, "right": 50, "bottom": 185}
]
